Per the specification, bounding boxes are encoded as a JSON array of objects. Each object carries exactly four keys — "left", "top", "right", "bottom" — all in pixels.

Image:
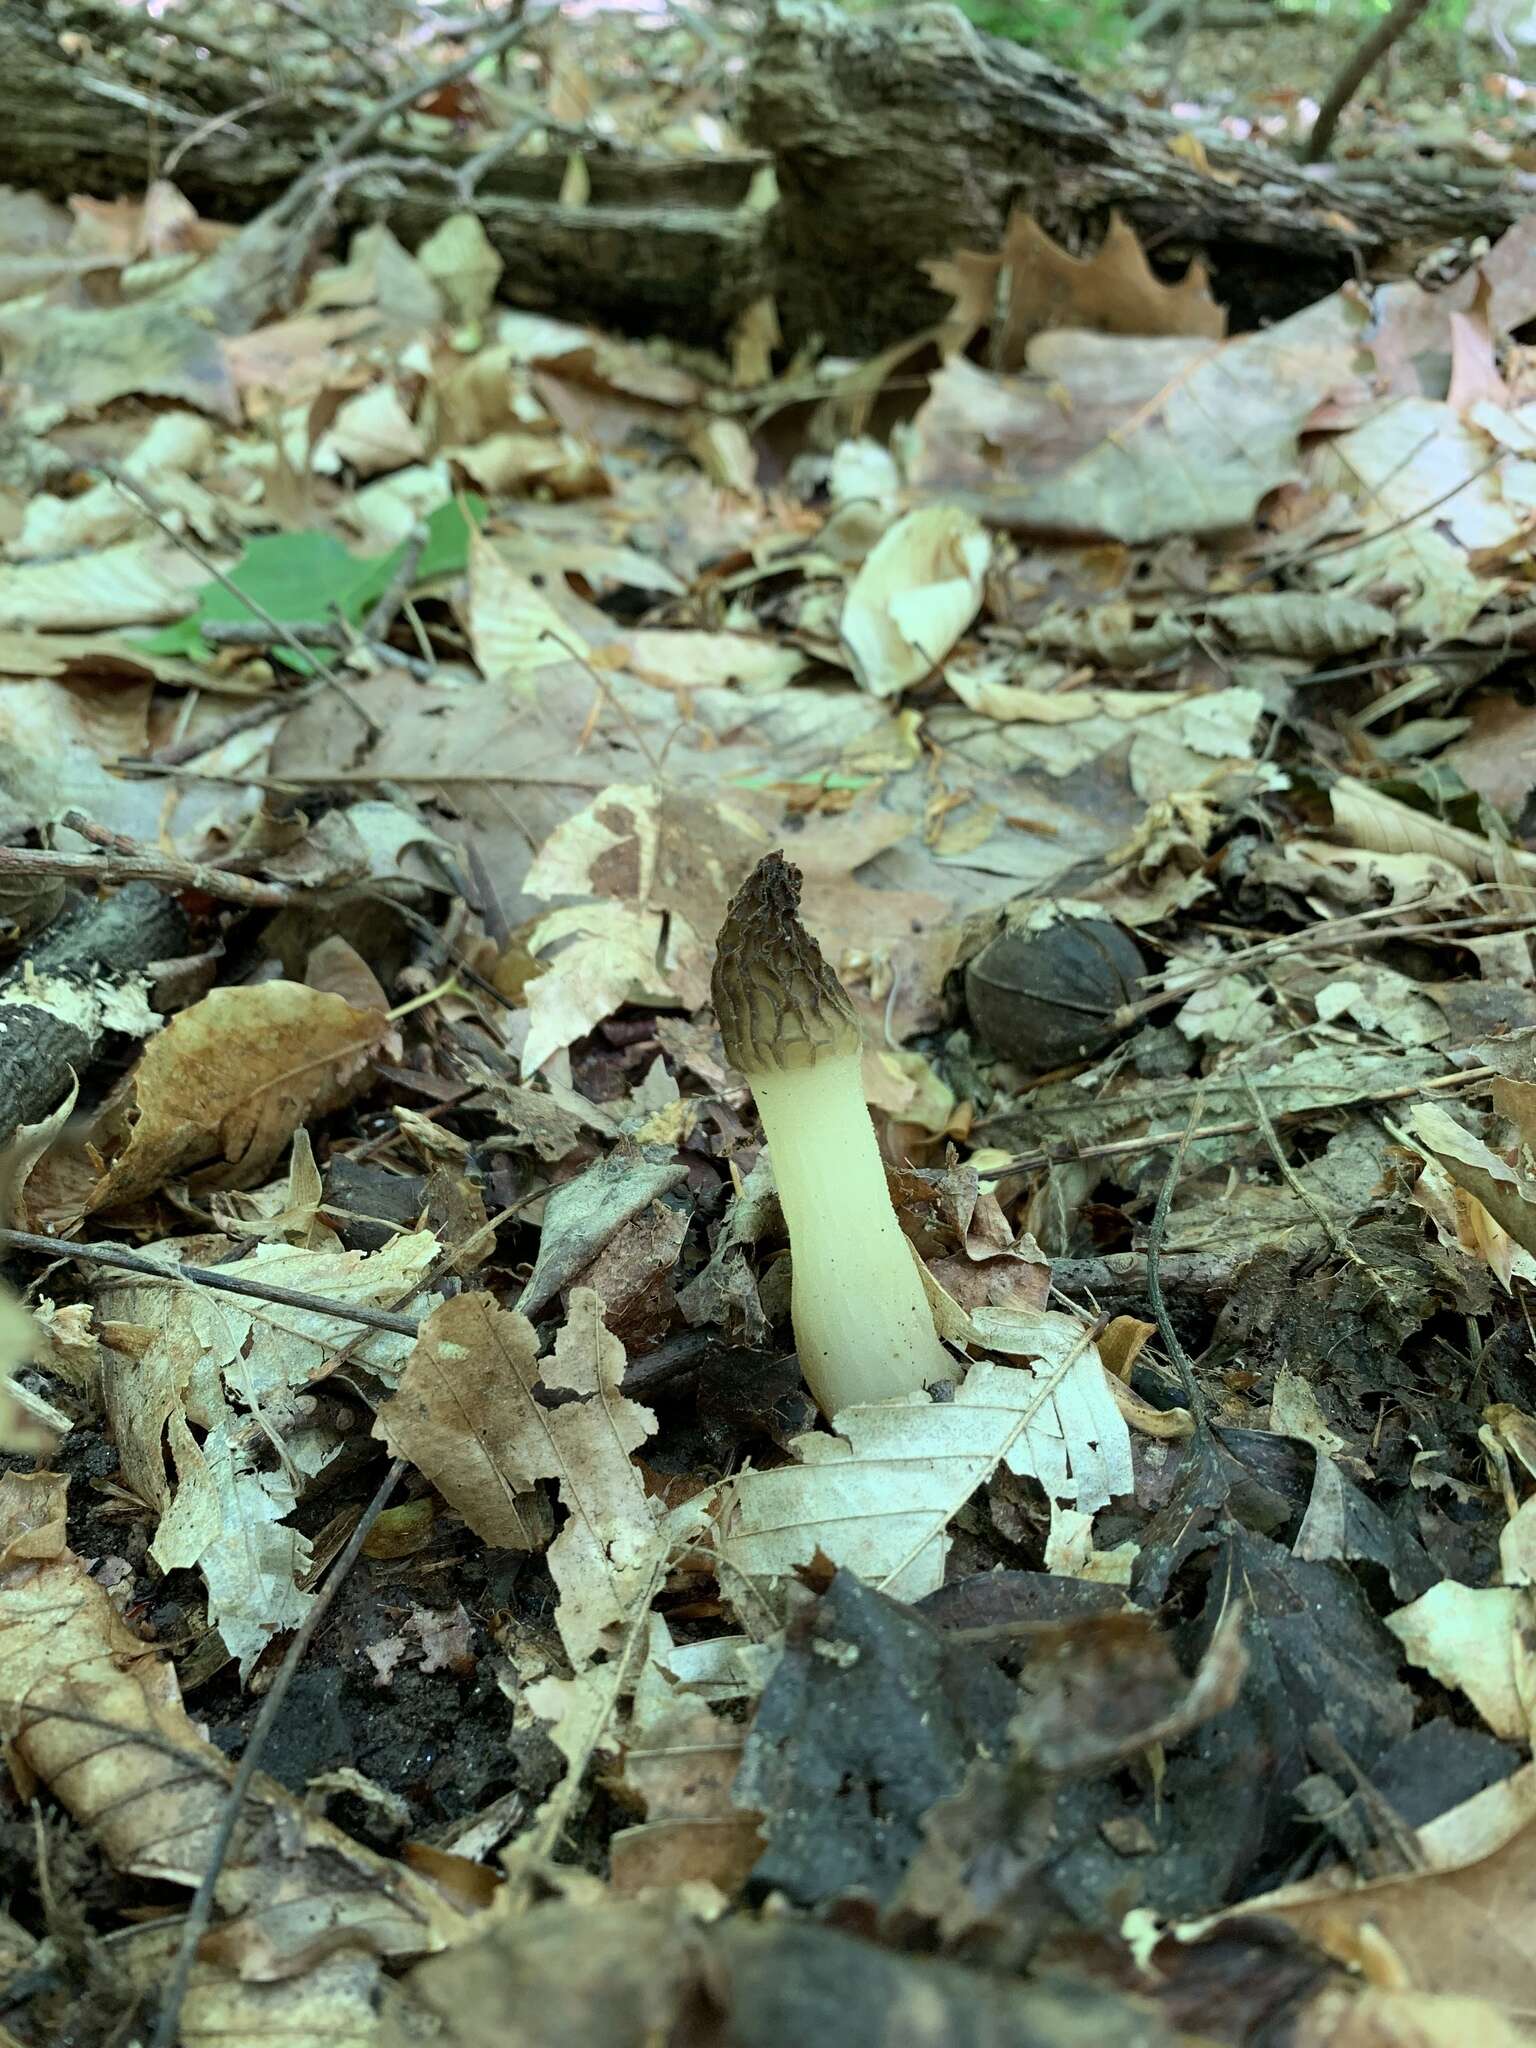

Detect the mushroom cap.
[{"left": 711, "top": 851, "right": 861, "bottom": 1076}]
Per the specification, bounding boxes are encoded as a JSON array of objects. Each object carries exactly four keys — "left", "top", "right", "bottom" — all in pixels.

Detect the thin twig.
[
  {"left": 271, "top": 2, "right": 530, "bottom": 229},
  {"left": 0, "top": 1230, "right": 422, "bottom": 1337},
  {"left": 148, "top": 1453, "right": 408, "bottom": 2048},
  {"left": 1247, "top": 448, "right": 1508, "bottom": 591},
  {"left": 0, "top": 823, "right": 292, "bottom": 912},
  {"left": 103, "top": 469, "right": 382, "bottom": 740},
  {"left": 202, "top": 619, "right": 349, "bottom": 647},
  {"left": 364, "top": 521, "right": 430, "bottom": 641},
  {"left": 164, "top": 92, "right": 284, "bottom": 179},
  {"left": 1241, "top": 1072, "right": 1367, "bottom": 1270},
  {"left": 978, "top": 1064, "right": 1495, "bottom": 1177},
  {"left": 1304, "top": 0, "right": 1433, "bottom": 162},
  {"left": 269, "top": 0, "right": 400, "bottom": 86},
  {"left": 143, "top": 695, "right": 287, "bottom": 770},
  {"left": 1144, "top": 1088, "right": 1210, "bottom": 1428}
]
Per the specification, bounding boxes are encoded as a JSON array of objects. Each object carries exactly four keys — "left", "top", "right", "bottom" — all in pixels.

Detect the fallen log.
[
  {"left": 6, "top": 0, "right": 1534, "bottom": 353},
  {"left": 743, "top": 0, "right": 1536, "bottom": 349},
  {"left": 1, "top": 0, "right": 769, "bottom": 344}
]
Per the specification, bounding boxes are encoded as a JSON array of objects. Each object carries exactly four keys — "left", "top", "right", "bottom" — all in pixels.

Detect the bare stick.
[
  {"left": 1305, "top": 0, "right": 1434, "bottom": 163},
  {"left": 363, "top": 520, "right": 430, "bottom": 641},
  {"left": 1144, "top": 1088, "right": 1209, "bottom": 1428},
  {"left": 269, "top": 0, "right": 399, "bottom": 87},
  {"left": 0, "top": 1229, "right": 422, "bottom": 1337},
  {"left": 271, "top": 2, "right": 531, "bottom": 228},
  {"left": 147, "top": 696, "right": 291, "bottom": 770},
  {"left": 0, "top": 825, "right": 293, "bottom": 912},
  {"left": 147, "top": 1453, "right": 409, "bottom": 2048}
]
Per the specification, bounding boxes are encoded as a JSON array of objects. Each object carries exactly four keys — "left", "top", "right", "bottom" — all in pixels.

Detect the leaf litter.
[{"left": 2, "top": 8, "right": 1536, "bottom": 2048}]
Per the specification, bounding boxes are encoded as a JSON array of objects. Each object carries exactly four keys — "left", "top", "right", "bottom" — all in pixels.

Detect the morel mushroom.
[{"left": 711, "top": 852, "right": 950, "bottom": 1417}]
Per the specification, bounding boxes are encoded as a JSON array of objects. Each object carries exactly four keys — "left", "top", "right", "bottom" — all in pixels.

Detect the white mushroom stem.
[
  {"left": 750, "top": 1044, "right": 950, "bottom": 1417},
  {"left": 712, "top": 849, "right": 950, "bottom": 1418}
]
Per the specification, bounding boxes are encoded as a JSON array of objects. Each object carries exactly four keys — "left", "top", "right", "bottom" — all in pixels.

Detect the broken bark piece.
[{"left": 0, "top": 884, "right": 187, "bottom": 1149}]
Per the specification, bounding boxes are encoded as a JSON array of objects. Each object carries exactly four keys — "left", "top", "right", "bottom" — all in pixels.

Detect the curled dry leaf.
[
  {"left": 1410, "top": 1102, "right": 1536, "bottom": 1264},
  {"left": 840, "top": 505, "right": 991, "bottom": 697},
  {"left": 376, "top": 1289, "right": 664, "bottom": 1667},
  {"left": 60, "top": 981, "right": 391, "bottom": 1217}
]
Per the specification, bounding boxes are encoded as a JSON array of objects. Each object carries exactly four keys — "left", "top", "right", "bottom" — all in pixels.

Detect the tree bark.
[
  {"left": 0, "top": 0, "right": 769, "bottom": 344},
  {"left": 742, "top": 0, "right": 1536, "bottom": 351},
  {"left": 6, "top": 0, "right": 1534, "bottom": 354},
  {"left": 0, "top": 884, "right": 188, "bottom": 1148}
]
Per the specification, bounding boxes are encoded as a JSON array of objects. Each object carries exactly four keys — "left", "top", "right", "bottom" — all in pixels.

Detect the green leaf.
[
  {"left": 139, "top": 495, "right": 485, "bottom": 674},
  {"left": 731, "top": 771, "right": 878, "bottom": 791}
]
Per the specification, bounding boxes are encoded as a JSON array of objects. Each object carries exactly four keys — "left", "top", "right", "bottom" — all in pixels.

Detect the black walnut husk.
[
  {"left": 964, "top": 906, "right": 1144, "bottom": 1070},
  {"left": 711, "top": 851, "right": 860, "bottom": 1075}
]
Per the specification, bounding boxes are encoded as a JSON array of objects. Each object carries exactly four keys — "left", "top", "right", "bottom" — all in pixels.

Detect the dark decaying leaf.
[
  {"left": 386, "top": 1899, "right": 1182, "bottom": 2048},
  {"left": 733, "top": 1570, "right": 1017, "bottom": 1909}
]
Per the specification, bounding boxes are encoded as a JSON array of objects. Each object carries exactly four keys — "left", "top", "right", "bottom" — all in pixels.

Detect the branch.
[
  {"left": 0, "top": 1229, "right": 423, "bottom": 1337},
  {"left": 1305, "top": 0, "right": 1434, "bottom": 164}
]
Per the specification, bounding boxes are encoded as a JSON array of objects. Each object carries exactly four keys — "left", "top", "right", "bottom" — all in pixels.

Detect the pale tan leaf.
[
  {"left": 96, "top": 1231, "right": 439, "bottom": 1515},
  {"left": 910, "top": 294, "right": 1364, "bottom": 543},
  {"left": 152, "top": 1411, "right": 311, "bottom": 1678},
  {"left": 1385, "top": 1581, "right": 1536, "bottom": 1742},
  {"left": 542, "top": 1289, "right": 664, "bottom": 1666},
  {"left": 467, "top": 530, "right": 595, "bottom": 689},
  {"left": 416, "top": 211, "right": 503, "bottom": 325},
  {"left": 0, "top": 1469, "right": 468, "bottom": 1987},
  {"left": 840, "top": 505, "right": 990, "bottom": 697},
  {"left": 373, "top": 1293, "right": 552, "bottom": 1551},
  {"left": 1410, "top": 1102, "right": 1536, "bottom": 1262},
  {"left": 76, "top": 982, "right": 390, "bottom": 1216},
  {"left": 718, "top": 1312, "right": 1132, "bottom": 1603},
  {"left": 1331, "top": 776, "right": 1536, "bottom": 883},
  {"left": 0, "top": 537, "right": 210, "bottom": 629}
]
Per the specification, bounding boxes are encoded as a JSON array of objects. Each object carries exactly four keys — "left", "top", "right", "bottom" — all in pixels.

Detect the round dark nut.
[{"left": 964, "top": 907, "right": 1145, "bottom": 1070}]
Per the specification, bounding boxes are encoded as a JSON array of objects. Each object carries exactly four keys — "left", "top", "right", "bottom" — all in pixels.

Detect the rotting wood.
[
  {"left": 6, "top": 0, "right": 1534, "bottom": 354},
  {"left": 0, "top": 883, "right": 187, "bottom": 1151}
]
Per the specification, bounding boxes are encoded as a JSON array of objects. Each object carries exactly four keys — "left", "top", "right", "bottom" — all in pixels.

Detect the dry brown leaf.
[
  {"left": 373, "top": 1293, "right": 554, "bottom": 1552},
  {"left": 1190, "top": 1764, "right": 1536, "bottom": 2017},
  {"left": 377, "top": 1289, "right": 663, "bottom": 1666},
  {"left": 926, "top": 207, "right": 1225, "bottom": 366},
  {"left": 610, "top": 1690, "right": 763, "bottom": 1895},
  {"left": 0, "top": 1470, "right": 468, "bottom": 1984},
  {"left": 72, "top": 981, "right": 391, "bottom": 1216}
]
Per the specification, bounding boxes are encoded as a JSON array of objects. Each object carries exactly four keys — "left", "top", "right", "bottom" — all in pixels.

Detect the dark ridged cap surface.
[{"left": 711, "top": 851, "right": 860, "bottom": 1075}]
